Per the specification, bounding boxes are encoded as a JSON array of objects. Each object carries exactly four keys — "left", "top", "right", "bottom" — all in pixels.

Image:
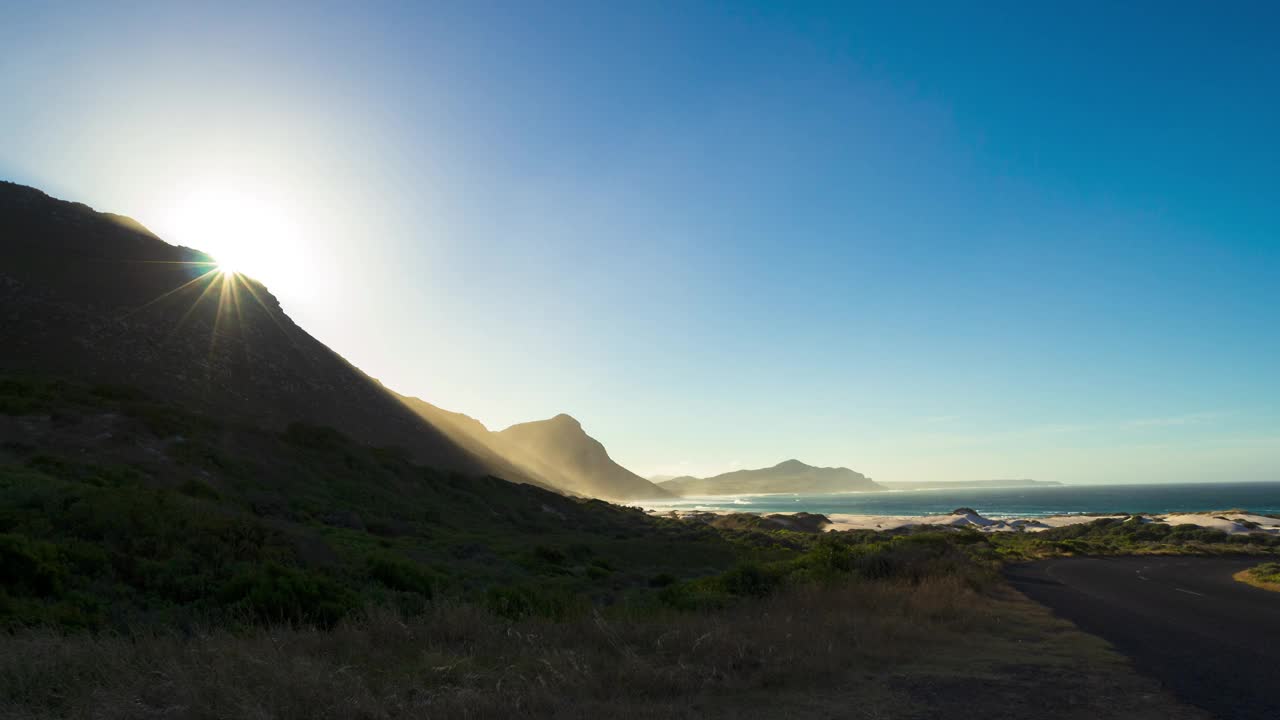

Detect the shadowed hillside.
[
  {"left": 659, "top": 459, "right": 884, "bottom": 496},
  {"left": 0, "top": 374, "right": 735, "bottom": 631},
  {"left": 0, "top": 181, "right": 542, "bottom": 486}
]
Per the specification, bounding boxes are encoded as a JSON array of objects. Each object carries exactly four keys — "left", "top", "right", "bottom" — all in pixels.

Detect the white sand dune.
[
  {"left": 658, "top": 508, "right": 1280, "bottom": 534},
  {"left": 827, "top": 510, "right": 1280, "bottom": 534},
  {"left": 822, "top": 512, "right": 1104, "bottom": 533},
  {"left": 1158, "top": 512, "right": 1280, "bottom": 535}
]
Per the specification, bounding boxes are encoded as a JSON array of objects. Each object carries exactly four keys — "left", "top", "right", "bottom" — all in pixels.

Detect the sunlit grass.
[{"left": 1235, "top": 562, "right": 1280, "bottom": 593}]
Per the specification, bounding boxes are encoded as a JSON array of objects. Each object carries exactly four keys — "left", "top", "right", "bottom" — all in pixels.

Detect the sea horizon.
[{"left": 642, "top": 481, "right": 1280, "bottom": 518}]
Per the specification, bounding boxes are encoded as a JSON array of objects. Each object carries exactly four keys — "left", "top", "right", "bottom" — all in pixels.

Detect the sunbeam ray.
[
  {"left": 165, "top": 271, "right": 224, "bottom": 342},
  {"left": 237, "top": 275, "right": 306, "bottom": 355},
  {"left": 114, "top": 267, "right": 221, "bottom": 322}
]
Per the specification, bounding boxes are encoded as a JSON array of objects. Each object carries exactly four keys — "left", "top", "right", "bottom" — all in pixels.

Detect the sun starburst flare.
[{"left": 154, "top": 183, "right": 310, "bottom": 299}]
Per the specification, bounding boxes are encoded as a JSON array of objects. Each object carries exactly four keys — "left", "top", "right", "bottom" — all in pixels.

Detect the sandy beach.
[{"left": 659, "top": 508, "right": 1280, "bottom": 534}]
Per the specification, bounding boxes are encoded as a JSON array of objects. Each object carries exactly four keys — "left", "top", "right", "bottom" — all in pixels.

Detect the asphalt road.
[{"left": 1006, "top": 556, "right": 1280, "bottom": 720}]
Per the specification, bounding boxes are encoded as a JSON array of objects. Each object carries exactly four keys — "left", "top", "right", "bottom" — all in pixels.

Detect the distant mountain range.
[
  {"left": 656, "top": 459, "right": 884, "bottom": 496},
  {"left": 878, "top": 479, "right": 1062, "bottom": 490},
  {"left": 0, "top": 181, "right": 669, "bottom": 501}
]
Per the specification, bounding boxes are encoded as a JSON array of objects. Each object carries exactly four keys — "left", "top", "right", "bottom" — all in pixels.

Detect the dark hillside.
[
  {"left": 0, "top": 182, "right": 531, "bottom": 483},
  {"left": 0, "top": 375, "right": 733, "bottom": 629}
]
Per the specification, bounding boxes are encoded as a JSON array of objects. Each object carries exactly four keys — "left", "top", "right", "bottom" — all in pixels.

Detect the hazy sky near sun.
[{"left": 2, "top": 2, "right": 1278, "bottom": 484}]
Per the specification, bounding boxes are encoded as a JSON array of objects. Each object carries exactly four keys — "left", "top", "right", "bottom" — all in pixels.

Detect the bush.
[
  {"left": 0, "top": 533, "right": 66, "bottom": 597},
  {"left": 533, "top": 544, "right": 566, "bottom": 565},
  {"left": 178, "top": 479, "right": 221, "bottom": 500},
  {"left": 0, "top": 377, "right": 60, "bottom": 415},
  {"left": 128, "top": 403, "right": 216, "bottom": 438},
  {"left": 854, "top": 550, "right": 898, "bottom": 580},
  {"left": 90, "top": 384, "right": 150, "bottom": 402},
  {"left": 1248, "top": 562, "right": 1280, "bottom": 584},
  {"left": 718, "top": 562, "right": 782, "bottom": 598},
  {"left": 483, "top": 583, "right": 585, "bottom": 620},
  {"left": 220, "top": 562, "right": 355, "bottom": 627},
  {"left": 367, "top": 553, "right": 435, "bottom": 597},
  {"left": 805, "top": 535, "right": 856, "bottom": 577},
  {"left": 282, "top": 423, "right": 349, "bottom": 450},
  {"left": 1167, "top": 525, "right": 1229, "bottom": 545},
  {"left": 649, "top": 572, "right": 676, "bottom": 588},
  {"left": 657, "top": 581, "right": 731, "bottom": 612},
  {"left": 954, "top": 528, "right": 990, "bottom": 545},
  {"left": 24, "top": 456, "right": 143, "bottom": 487}
]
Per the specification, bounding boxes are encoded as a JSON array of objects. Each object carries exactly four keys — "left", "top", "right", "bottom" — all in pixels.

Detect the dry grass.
[
  {"left": 0, "top": 578, "right": 1203, "bottom": 720},
  {"left": 1233, "top": 569, "right": 1280, "bottom": 593}
]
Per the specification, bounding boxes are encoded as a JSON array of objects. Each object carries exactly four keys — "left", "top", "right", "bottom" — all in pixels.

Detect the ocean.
[{"left": 642, "top": 481, "right": 1280, "bottom": 518}]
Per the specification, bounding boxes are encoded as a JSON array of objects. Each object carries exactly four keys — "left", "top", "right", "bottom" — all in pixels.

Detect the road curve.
[{"left": 1006, "top": 556, "right": 1280, "bottom": 720}]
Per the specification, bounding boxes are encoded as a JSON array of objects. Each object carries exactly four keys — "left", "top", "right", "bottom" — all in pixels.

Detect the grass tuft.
[{"left": 1234, "top": 562, "right": 1280, "bottom": 593}]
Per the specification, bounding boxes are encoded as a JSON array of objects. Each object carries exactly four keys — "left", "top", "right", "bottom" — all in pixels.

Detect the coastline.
[{"left": 651, "top": 507, "right": 1280, "bottom": 535}]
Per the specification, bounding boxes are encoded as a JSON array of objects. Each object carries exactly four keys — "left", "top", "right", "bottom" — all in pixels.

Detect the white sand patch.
[
  {"left": 653, "top": 508, "right": 1280, "bottom": 535},
  {"left": 1158, "top": 513, "right": 1280, "bottom": 535},
  {"left": 823, "top": 512, "right": 1109, "bottom": 533},
  {"left": 825, "top": 511, "right": 1280, "bottom": 534}
]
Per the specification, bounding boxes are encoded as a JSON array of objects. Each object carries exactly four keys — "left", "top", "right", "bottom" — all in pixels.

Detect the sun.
[
  {"left": 162, "top": 183, "right": 306, "bottom": 293},
  {"left": 126, "top": 183, "right": 314, "bottom": 360}
]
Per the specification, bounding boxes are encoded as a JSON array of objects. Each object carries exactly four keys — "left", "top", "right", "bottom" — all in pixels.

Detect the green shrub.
[
  {"left": 854, "top": 550, "right": 898, "bottom": 580},
  {"left": 649, "top": 572, "right": 676, "bottom": 588},
  {"left": 367, "top": 553, "right": 435, "bottom": 597},
  {"left": 220, "top": 562, "right": 355, "bottom": 627},
  {"left": 127, "top": 403, "right": 215, "bottom": 438},
  {"left": 657, "top": 581, "right": 731, "bottom": 612},
  {"left": 1167, "top": 525, "right": 1228, "bottom": 545},
  {"left": 24, "top": 456, "right": 143, "bottom": 487},
  {"left": 282, "top": 423, "right": 349, "bottom": 450},
  {"left": 718, "top": 562, "right": 782, "bottom": 598},
  {"left": 1248, "top": 562, "right": 1280, "bottom": 584},
  {"left": 0, "top": 533, "right": 66, "bottom": 597},
  {"left": 565, "top": 542, "right": 595, "bottom": 561},
  {"left": 178, "top": 479, "right": 221, "bottom": 500},
  {"left": 533, "top": 545, "right": 566, "bottom": 565},
  {"left": 483, "top": 583, "right": 585, "bottom": 620},
  {"left": 804, "top": 535, "right": 856, "bottom": 577},
  {"left": 954, "top": 528, "right": 990, "bottom": 545},
  {"left": 90, "top": 384, "right": 150, "bottom": 402},
  {"left": 0, "top": 377, "right": 58, "bottom": 415}
]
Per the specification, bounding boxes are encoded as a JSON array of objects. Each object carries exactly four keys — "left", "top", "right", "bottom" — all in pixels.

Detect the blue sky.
[{"left": 2, "top": 1, "right": 1277, "bottom": 483}]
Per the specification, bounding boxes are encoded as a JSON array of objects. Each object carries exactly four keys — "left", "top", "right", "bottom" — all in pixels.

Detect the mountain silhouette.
[
  {"left": 395, "top": 395, "right": 670, "bottom": 501},
  {"left": 0, "top": 181, "right": 540, "bottom": 485},
  {"left": 496, "top": 414, "right": 672, "bottom": 501},
  {"left": 0, "top": 180, "right": 676, "bottom": 500},
  {"left": 657, "top": 459, "right": 883, "bottom": 496}
]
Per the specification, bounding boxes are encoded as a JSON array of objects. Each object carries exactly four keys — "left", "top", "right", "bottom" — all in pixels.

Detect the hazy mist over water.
[{"left": 644, "top": 482, "right": 1280, "bottom": 518}]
